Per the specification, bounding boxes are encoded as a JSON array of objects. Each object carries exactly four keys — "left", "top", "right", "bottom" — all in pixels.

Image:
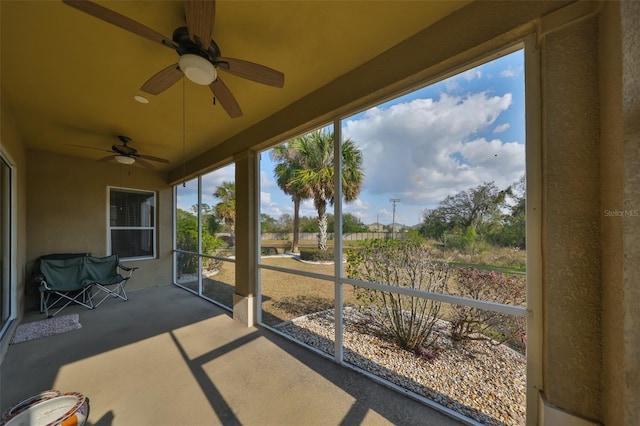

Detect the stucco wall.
[
  {"left": 621, "top": 0, "right": 640, "bottom": 423},
  {"left": 542, "top": 15, "right": 602, "bottom": 420},
  {"left": 0, "top": 103, "right": 28, "bottom": 359},
  {"left": 599, "top": 1, "right": 624, "bottom": 425},
  {"left": 26, "top": 150, "right": 173, "bottom": 302}
]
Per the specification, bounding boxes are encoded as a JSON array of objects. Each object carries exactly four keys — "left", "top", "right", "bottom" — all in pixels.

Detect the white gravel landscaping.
[{"left": 275, "top": 307, "right": 526, "bottom": 425}]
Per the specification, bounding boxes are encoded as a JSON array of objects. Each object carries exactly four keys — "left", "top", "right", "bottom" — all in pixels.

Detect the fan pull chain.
[{"left": 182, "top": 77, "right": 187, "bottom": 187}]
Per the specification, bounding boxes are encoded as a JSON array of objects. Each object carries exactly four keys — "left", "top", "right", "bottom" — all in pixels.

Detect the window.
[
  {"left": 0, "top": 156, "right": 13, "bottom": 336},
  {"left": 258, "top": 46, "right": 531, "bottom": 425},
  {"left": 173, "top": 164, "right": 236, "bottom": 309},
  {"left": 108, "top": 187, "right": 156, "bottom": 260}
]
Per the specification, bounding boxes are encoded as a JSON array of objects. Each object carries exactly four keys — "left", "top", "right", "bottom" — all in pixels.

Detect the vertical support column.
[
  {"left": 620, "top": 1, "right": 640, "bottom": 421},
  {"left": 524, "top": 34, "right": 543, "bottom": 426},
  {"left": 197, "top": 176, "right": 203, "bottom": 296},
  {"left": 333, "top": 122, "right": 344, "bottom": 363},
  {"left": 539, "top": 2, "right": 602, "bottom": 422},
  {"left": 233, "top": 150, "right": 259, "bottom": 326},
  {"left": 599, "top": 2, "right": 624, "bottom": 424}
]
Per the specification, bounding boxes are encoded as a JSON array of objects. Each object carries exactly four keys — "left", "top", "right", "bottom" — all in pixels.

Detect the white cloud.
[
  {"left": 500, "top": 65, "right": 522, "bottom": 78},
  {"left": 462, "top": 69, "right": 482, "bottom": 81},
  {"left": 444, "top": 80, "right": 461, "bottom": 92},
  {"left": 299, "top": 199, "right": 317, "bottom": 218},
  {"left": 261, "top": 191, "right": 272, "bottom": 205},
  {"left": 261, "top": 191, "right": 291, "bottom": 217},
  {"left": 493, "top": 123, "right": 511, "bottom": 134},
  {"left": 260, "top": 170, "right": 276, "bottom": 189},
  {"left": 444, "top": 69, "right": 482, "bottom": 92},
  {"left": 378, "top": 208, "right": 392, "bottom": 217},
  {"left": 342, "top": 91, "right": 519, "bottom": 212},
  {"left": 342, "top": 198, "right": 370, "bottom": 217}
]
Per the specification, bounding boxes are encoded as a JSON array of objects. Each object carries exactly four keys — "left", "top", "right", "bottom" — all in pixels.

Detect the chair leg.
[
  {"left": 90, "top": 282, "right": 128, "bottom": 308},
  {"left": 41, "top": 287, "right": 94, "bottom": 318}
]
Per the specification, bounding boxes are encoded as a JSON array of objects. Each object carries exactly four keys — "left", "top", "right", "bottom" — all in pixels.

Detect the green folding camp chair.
[
  {"left": 84, "top": 255, "right": 137, "bottom": 307},
  {"left": 38, "top": 255, "right": 94, "bottom": 318}
]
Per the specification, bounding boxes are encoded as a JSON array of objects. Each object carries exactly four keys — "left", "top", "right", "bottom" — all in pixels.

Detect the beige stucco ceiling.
[{"left": 1, "top": 1, "right": 468, "bottom": 173}]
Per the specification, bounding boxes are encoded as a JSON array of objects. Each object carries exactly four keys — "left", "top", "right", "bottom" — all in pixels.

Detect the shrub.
[
  {"left": 346, "top": 239, "right": 450, "bottom": 351},
  {"left": 176, "top": 233, "right": 224, "bottom": 274},
  {"left": 300, "top": 248, "right": 335, "bottom": 262},
  {"left": 444, "top": 226, "right": 480, "bottom": 253},
  {"left": 450, "top": 267, "right": 526, "bottom": 346}
]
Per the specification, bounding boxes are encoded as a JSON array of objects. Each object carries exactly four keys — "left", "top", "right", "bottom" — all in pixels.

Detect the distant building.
[{"left": 367, "top": 222, "right": 385, "bottom": 232}]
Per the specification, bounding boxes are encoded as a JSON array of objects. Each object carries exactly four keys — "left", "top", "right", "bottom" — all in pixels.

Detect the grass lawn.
[
  {"left": 446, "top": 261, "right": 526, "bottom": 275},
  {"left": 182, "top": 252, "right": 526, "bottom": 330},
  {"left": 184, "top": 257, "right": 359, "bottom": 326},
  {"left": 259, "top": 257, "right": 361, "bottom": 326}
]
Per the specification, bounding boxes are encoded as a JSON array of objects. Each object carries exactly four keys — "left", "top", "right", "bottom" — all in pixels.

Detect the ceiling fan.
[
  {"left": 62, "top": 0, "right": 285, "bottom": 118},
  {"left": 71, "top": 136, "right": 170, "bottom": 169}
]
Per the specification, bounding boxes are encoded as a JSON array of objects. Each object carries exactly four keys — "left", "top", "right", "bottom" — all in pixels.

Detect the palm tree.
[
  {"left": 270, "top": 143, "right": 308, "bottom": 253},
  {"left": 290, "top": 130, "right": 364, "bottom": 250},
  {"left": 213, "top": 181, "right": 236, "bottom": 234}
]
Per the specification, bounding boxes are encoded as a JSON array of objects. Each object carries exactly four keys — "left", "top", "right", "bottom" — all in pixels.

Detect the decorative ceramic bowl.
[{"left": 1, "top": 391, "right": 89, "bottom": 426}]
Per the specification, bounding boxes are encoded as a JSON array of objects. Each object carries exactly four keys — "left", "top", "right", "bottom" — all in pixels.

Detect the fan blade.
[
  {"left": 134, "top": 157, "right": 156, "bottom": 169},
  {"left": 137, "top": 154, "right": 170, "bottom": 164},
  {"left": 141, "top": 63, "right": 183, "bottom": 95},
  {"left": 218, "top": 57, "right": 284, "bottom": 88},
  {"left": 185, "top": 0, "right": 216, "bottom": 50},
  {"left": 209, "top": 77, "right": 243, "bottom": 118},
  {"left": 67, "top": 144, "right": 112, "bottom": 153},
  {"left": 63, "top": 1, "right": 177, "bottom": 49},
  {"left": 98, "top": 155, "right": 118, "bottom": 162}
]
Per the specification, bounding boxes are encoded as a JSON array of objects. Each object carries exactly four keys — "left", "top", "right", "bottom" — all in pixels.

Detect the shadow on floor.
[{"left": 2, "top": 284, "right": 464, "bottom": 426}]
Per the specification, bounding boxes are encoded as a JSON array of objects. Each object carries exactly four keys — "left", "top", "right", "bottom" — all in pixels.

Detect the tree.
[
  {"left": 260, "top": 213, "right": 279, "bottom": 234},
  {"left": 420, "top": 208, "right": 451, "bottom": 241},
  {"left": 299, "top": 215, "right": 318, "bottom": 233},
  {"left": 330, "top": 213, "right": 369, "bottom": 233},
  {"left": 196, "top": 203, "right": 222, "bottom": 236},
  {"left": 289, "top": 130, "right": 364, "bottom": 250},
  {"left": 503, "top": 176, "right": 526, "bottom": 249},
  {"left": 438, "top": 181, "right": 507, "bottom": 230},
  {"left": 213, "top": 181, "right": 236, "bottom": 233},
  {"left": 420, "top": 181, "right": 508, "bottom": 242},
  {"left": 271, "top": 143, "right": 308, "bottom": 253},
  {"left": 277, "top": 214, "right": 294, "bottom": 232},
  {"left": 486, "top": 175, "right": 526, "bottom": 249},
  {"left": 176, "top": 208, "right": 198, "bottom": 253},
  {"left": 175, "top": 208, "right": 223, "bottom": 274}
]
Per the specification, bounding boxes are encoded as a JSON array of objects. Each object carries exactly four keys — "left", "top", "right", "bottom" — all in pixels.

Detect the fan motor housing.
[{"left": 173, "top": 27, "right": 220, "bottom": 63}]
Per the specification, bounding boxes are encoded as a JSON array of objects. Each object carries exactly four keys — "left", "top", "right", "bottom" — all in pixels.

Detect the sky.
[{"left": 178, "top": 49, "right": 526, "bottom": 228}]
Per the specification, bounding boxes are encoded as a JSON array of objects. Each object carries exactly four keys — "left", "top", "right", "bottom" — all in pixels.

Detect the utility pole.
[{"left": 390, "top": 198, "right": 400, "bottom": 239}]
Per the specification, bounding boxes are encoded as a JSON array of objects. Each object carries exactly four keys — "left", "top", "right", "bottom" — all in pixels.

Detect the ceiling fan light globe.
[
  {"left": 115, "top": 155, "right": 135, "bottom": 165},
  {"left": 179, "top": 54, "right": 217, "bottom": 85}
]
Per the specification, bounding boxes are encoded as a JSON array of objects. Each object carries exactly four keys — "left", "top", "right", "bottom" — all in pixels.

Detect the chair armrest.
[
  {"left": 38, "top": 281, "right": 53, "bottom": 292},
  {"left": 118, "top": 264, "right": 138, "bottom": 272},
  {"left": 32, "top": 273, "right": 52, "bottom": 292},
  {"left": 118, "top": 263, "right": 138, "bottom": 279}
]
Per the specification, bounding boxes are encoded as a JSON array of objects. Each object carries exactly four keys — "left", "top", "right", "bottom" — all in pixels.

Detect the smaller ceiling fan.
[{"left": 71, "top": 136, "right": 170, "bottom": 169}]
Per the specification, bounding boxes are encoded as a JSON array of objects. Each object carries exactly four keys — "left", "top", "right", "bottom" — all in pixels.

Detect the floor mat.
[{"left": 10, "top": 314, "right": 81, "bottom": 344}]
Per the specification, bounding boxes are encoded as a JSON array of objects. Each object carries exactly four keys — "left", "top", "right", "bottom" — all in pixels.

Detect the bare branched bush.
[
  {"left": 346, "top": 239, "right": 450, "bottom": 351},
  {"left": 450, "top": 268, "right": 526, "bottom": 346}
]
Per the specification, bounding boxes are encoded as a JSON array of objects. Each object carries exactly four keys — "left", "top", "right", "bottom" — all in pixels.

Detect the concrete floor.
[{"left": 2, "top": 285, "right": 464, "bottom": 426}]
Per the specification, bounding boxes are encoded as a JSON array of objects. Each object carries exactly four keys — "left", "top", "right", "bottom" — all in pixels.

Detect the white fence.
[{"left": 260, "top": 232, "right": 407, "bottom": 241}]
